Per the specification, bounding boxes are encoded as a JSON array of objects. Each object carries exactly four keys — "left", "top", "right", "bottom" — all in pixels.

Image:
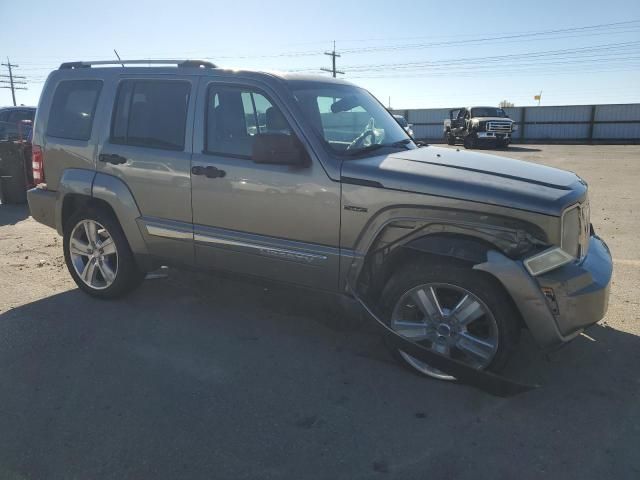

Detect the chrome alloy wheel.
[
  {"left": 69, "top": 219, "right": 118, "bottom": 290},
  {"left": 390, "top": 283, "right": 499, "bottom": 380}
]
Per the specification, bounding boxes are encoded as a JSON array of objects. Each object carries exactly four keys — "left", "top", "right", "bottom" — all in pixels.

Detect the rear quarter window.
[{"left": 47, "top": 80, "right": 102, "bottom": 141}]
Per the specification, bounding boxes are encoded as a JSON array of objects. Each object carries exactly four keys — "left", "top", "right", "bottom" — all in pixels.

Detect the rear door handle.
[
  {"left": 191, "top": 165, "right": 226, "bottom": 179},
  {"left": 99, "top": 153, "right": 127, "bottom": 165}
]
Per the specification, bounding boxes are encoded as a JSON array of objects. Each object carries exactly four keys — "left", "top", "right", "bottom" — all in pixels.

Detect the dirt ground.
[{"left": 0, "top": 144, "right": 638, "bottom": 480}]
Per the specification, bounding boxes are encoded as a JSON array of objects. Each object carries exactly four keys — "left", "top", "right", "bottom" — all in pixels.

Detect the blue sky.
[{"left": 1, "top": 0, "right": 639, "bottom": 109}]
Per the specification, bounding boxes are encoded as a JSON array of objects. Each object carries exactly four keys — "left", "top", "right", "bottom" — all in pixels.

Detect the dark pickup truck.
[{"left": 444, "top": 106, "right": 517, "bottom": 149}]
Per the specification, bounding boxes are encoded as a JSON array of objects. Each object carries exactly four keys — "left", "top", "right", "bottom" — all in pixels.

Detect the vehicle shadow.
[
  {"left": 0, "top": 270, "right": 638, "bottom": 479},
  {"left": 505, "top": 146, "right": 543, "bottom": 152},
  {"left": 0, "top": 203, "right": 29, "bottom": 226}
]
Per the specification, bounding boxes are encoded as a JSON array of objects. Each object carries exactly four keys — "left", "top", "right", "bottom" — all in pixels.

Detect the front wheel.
[
  {"left": 380, "top": 262, "right": 520, "bottom": 380},
  {"left": 446, "top": 133, "right": 456, "bottom": 145},
  {"left": 63, "top": 208, "right": 145, "bottom": 299},
  {"left": 463, "top": 135, "right": 475, "bottom": 149}
]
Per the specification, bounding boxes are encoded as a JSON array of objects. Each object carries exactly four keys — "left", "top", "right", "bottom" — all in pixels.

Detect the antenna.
[{"left": 113, "top": 49, "right": 125, "bottom": 68}]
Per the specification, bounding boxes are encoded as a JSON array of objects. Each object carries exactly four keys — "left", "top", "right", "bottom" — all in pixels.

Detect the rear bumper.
[
  {"left": 474, "top": 235, "right": 612, "bottom": 349},
  {"left": 26, "top": 187, "right": 57, "bottom": 230}
]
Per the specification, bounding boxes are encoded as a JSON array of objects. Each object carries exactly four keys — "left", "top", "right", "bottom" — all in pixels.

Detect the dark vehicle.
[
  {"left": 0, "top": 106, "right": 36, "bottom": 125},
  {"left": 0, "top": 108, "right": 36, "bottom": 203},
  {"left": 393, "top": 114, "right": 414, "bottom": 137},
  {"left": 27, "top": 60, "right": 611, "bottom": 381},
  {"left": 444, "top": 106, "right": 516, "bottom": 149}
]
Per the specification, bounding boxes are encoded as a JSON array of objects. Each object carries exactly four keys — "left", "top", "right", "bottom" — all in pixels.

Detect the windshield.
[
  {"left": 470, "top": 107, "right": 507, "bottom": 118},
  {"left": 291, "top": 82, "right": 414, "bottom": 156}
]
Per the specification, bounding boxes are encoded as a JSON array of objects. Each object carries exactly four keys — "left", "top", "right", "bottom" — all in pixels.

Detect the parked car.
[
  {"left": 393, "top": 114, "right": 414, "bottom": 137},
  {"left": 0, "top": 112, "right": 34, "bottom": 203},
  {"left": 0, "top": 106, "right": 36, "bottom": 125},
  {"left": 27, "top": 60, "right": 611, "bottom": 381},
  {"left": 444, "top": 106, "right": 516, "bottom": 149}
]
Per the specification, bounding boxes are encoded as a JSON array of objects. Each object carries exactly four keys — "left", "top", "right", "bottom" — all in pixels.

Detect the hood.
[
  {"left": 340, "top": 146, "right": 586, "bottom": 216},
  {"left": 471, "top": 117, "right": 513, "bottom": 122}
]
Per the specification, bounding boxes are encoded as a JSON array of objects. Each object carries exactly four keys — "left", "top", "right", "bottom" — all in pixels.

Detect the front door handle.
[
  {"left": 191, "top": 165, "right": 226, "bottom": 179},
  {"left": 99, "top": 153, "right": 127, "bottom": 165}
]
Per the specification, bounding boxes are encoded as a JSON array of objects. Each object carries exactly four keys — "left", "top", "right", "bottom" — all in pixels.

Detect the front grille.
[{"left": 486, "top": 121, "right": 512, "bottom": 133}]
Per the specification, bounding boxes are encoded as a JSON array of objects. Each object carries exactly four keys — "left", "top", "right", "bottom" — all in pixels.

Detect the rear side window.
[
  {"left": 111, "top": 80, "right": 191, "bottom": 151},
  {"left": 47, "top": 80, "right": 102, "bottom": 140}
]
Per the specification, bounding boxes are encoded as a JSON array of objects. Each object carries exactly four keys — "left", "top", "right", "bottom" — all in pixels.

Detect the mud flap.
[{"left": 348, "top": 286, "right": 538, "bottom": 397}]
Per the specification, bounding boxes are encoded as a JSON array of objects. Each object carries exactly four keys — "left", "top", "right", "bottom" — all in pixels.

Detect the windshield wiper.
[
  {"left": 344, "top": 139, "right": 413, "bottom": 157},
  {"left": 343, "top": 143, "right": 387, "bottom": 157},
  {"left": 390, "top": 138, "right": 412, "bottom": 149}
]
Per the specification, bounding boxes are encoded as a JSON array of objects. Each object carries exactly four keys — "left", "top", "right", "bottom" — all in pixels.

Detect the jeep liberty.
[{"left": 27, "top": 60, "right": 612, "bottom": 380}]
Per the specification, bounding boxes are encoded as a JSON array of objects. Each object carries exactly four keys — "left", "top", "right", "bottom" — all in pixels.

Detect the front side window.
[
  {"left": 111, "top": 80, "right": 191, "bottom": 150},
  {"left": 206, "top": 85, "right": 291, "bottom": 158},
  {"left": 47, "top": 80, "right": 102, "bottom": 140},
  {"left": 291, "top": 82, "right": 413, "bottom": 156}
]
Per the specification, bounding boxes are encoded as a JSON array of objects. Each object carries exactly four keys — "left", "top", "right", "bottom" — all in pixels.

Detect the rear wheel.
[
  {"left": 63, "top": 208, "right": 145, "bottom": 299},
  {"left": 380, "top": 261, "right": 520, "bottom": 380}
]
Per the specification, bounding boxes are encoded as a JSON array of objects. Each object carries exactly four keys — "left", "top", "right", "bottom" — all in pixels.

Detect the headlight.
[
  {"left": 512, "top": 124, "right": 518, "bottom": 131},
  {"left": 561, "top": 206, "right": 581, "bottom": 258},
  {"left": 524, "top": 247, "right": 574, "bottom": 276}
]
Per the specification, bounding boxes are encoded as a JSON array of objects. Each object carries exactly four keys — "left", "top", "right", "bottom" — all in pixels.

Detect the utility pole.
[
  {"left": 321, "top": 41, "right": 344, "bottom": 78},
  {"left": 1, "top": 58, "right": 27, "bottom": 106}
]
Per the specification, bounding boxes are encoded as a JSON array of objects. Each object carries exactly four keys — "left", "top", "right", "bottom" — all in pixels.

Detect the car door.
[
  {"left": 190, "top": 79, "right": 341, "bottom": 290},
  {"left": 96, "top": 75, "right": 197, "bottom": 265}
]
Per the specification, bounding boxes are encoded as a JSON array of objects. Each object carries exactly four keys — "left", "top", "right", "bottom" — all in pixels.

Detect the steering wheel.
[{"left": 346, "top": 118, "right": 377, "bottom": 151}]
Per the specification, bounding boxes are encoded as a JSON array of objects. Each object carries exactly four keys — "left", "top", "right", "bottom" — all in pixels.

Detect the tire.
[
  {"left": 496, "top": 140, "right": 509, "bottom": 149},
  {"left": 463, "top": 135, "right": 475, "bottom": 149},
  {"left": 379, "top": 261, "right": 520, "bottom": 380},
  {"left": 446, "top": 133, "right": 456, "bottom": 145},
  {"left": 63, "top": 207, "right": 145, "bottom": 299}
]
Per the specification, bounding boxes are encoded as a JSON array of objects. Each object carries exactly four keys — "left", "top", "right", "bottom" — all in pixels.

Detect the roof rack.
[{"left": 59, "top": 59, "right": 217, "bottom": 70}]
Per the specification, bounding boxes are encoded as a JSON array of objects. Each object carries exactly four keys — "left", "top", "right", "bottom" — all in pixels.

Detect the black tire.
[
  {"left": 496, "top": 140, "right": 509, "bottom": 149},
  {"left": 463, "top": 135, "right": 475, "bottom": 149},
  {"left": 379, "top": 260, "right": 520, "bottom": 378},
  {"left": 63, "top": 207, "right": 145, "bottom": 299},
  {"left": 446, "top": 133, "right": 456, "bottom": 145}
]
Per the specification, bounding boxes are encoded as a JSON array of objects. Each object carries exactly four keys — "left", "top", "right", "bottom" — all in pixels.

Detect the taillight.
[{"left": 32, "top": 145, "right": 45, "bottom": 184}]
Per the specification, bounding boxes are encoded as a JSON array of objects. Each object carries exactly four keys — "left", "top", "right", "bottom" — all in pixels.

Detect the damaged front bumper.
[{"left": 475, "top": 235, "right": 613, "bottom": 349}]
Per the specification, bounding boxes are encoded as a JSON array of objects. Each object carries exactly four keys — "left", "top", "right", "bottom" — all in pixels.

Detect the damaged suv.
[{"left": 27, "top": 60, "right": 612, "bottom": 381}]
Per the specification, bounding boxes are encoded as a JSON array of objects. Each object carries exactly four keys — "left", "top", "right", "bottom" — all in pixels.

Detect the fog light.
[{"left": 524, "top": 247, "right": 574, "bottom": 276}]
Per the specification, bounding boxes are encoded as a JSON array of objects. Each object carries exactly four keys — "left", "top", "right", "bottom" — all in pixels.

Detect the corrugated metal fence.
[{"left": 392, "top": 103, "right": 640, "bottom": 143}]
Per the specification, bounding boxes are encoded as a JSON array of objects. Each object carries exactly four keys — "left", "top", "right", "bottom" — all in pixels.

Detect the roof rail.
[{"left": 59, "top": 59, "right": 217, "bottom": 70}]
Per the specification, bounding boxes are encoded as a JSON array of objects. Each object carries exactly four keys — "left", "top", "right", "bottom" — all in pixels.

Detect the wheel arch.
[
  {"left": 352, "top": 229, "right": 530, "bottom": 330},
  {"left": 55, "top": 169, "right": 149, "bottom": 258}
]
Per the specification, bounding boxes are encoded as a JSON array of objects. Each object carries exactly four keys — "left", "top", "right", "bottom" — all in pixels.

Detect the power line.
[
  {"left": 1, "top": 58, "right": 28, "bottom": 106},
  {"left": 320, "top": 41, "right": 344, "bottom": 78}
]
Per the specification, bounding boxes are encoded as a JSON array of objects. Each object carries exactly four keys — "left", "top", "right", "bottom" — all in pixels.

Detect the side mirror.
[{"left": 252, "top": 133, "right": 310, "bottom": 166}]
